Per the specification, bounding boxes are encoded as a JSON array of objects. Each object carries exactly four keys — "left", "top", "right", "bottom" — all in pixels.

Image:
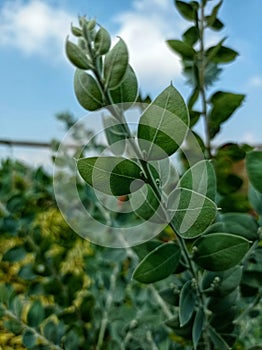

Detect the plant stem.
[
  {"left": 95, "top": 264, "right": 119, "bottom": 350},
  {"left": 199, "top": 0, "right": 212, "bottom": 159}
]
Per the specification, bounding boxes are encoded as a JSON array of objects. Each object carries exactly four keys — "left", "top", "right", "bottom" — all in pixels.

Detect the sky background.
[{"left": 0, "top": 0, "right": 261, "bottom": 166}]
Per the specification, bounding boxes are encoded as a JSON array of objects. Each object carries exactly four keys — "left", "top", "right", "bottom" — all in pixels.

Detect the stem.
[
  {"left": 3, "top": 309, "right": 63, "bottom": 350},
  {"left": 95, "top": 264, "right": 119, "bottom": 350},
  {"left": 199, "top": 0, "right": 212, "bottom": 159}
]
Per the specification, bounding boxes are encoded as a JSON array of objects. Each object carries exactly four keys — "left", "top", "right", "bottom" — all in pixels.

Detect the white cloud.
[
  {"left": 113, "top": 0, "right": 186, "bottom": 92},
  {"left": 0, "top": 0, "right": 73, "bottom": 60},
  {"left": 247, "top": 76, "right": 262, "bottom": 88}
]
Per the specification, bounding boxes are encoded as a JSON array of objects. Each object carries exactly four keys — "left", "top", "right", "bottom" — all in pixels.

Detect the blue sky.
[{"left": 0, "top": 0, "right": 261, "bottom": 166}]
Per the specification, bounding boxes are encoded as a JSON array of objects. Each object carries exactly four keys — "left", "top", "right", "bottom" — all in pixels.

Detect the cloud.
[
  {"left": 0, "top": 0, "right": 73, "bottom": 60},
  {"left": 113, "top": 0, "right": 186, "bottom": 92},
  {"left": 247, "top": 76, "right": 262, "bottom": 88}
]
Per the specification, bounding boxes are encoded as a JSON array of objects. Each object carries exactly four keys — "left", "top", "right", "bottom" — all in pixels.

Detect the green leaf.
[
  {"left": 104, "top": 38, "right": 129, "bottom": 90},
  {"left": 167, "top": 39, "right": 196, "bottom": 59},
  {"left": 178, "top": 160, "right": 216, "bottom": 201},
  {"left": 193, "top": 233, "right": 250, "bottom": 271},
  {"left": 65, "top": 38, "right": 91, "bottom": 70},
  {"left": 193, "top": 308, "right": 204, "bottom": 350},
  {"left": 188, "top": 87, "right": 199, "bottom": 110},
  {"left": 132, "top": 243, "right": 181, "bottom": 283},
  {"left": 4, "top": 319, "right": 23, "bottom": 334},
  {"left": 27, "top": 300, "right": 45, "bottom": 327},
  {"left": 207, "top": 45, "right": 238, "bottom": 64},
  {"left": 206, "top": 17, "right": 224, "bottom": 31},
  {"left": 209, "top": 91, "right": 245, "bottom": 138},
  {"left": 109, "top": 65, "right": 138, "bottom": 108},
  {"left": 242, "top": 270, "right": 262, "bottom": 289},
  {"left": 103, "top": 116, "right": 127, "bottom": 155},
  {"left": 175, "top": 0, "right": 197, "bottom": 21},
  {"left": 138, "top": 84, "right": 189, "bottom": 160},
  {"left": 169, "top": 188, "right": 217, "bottom": 239},
  {"left": 202, "top": 266, "right": 242, "bottom": 296},
  {"left": 246, "top": 151, "right": 262, "bottom": 193},
  {"left": 205, "top": 0, "right": 223, "bottom": 27},
  {"left": 249, "top": 185, "right": 262, "bottom": 218},
  {"left": 2, "top": 245, "right": 26, "bottom": 262},
  {"left": 159, "top": 288, "right": 180, "bottom": 306},
  {"left": 74, "top": 70, "right": 104, "bottom": 111},
  {"left": 179, "top": 280, "right": 196, "bottom": 326},
  {"left": 218, "top": 213, "right": 259, "bottom": 241},
  {"left": 94, "top": 26, "right": 111, "bottom": 55},
  {"left": 133, "top": 240, "right": 162, "bottom": 260},
  {"left": 23, "top": 329, "right": 36, "bottom": 348},
  {"left": 182, "top": 26, "right": 199, "bottom": 46},
  {"left": 208, "top": 326, "right": 230, "bottom": 350},
  {"left": 130, "top": 184, "right": 166, "bottom": 223},
  {"left": 77, "top": 156, "right": 144, "bottom": 196}
]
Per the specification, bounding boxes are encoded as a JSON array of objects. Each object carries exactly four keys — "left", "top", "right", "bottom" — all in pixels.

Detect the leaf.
[
  {"left": 27, "top": 300, "right": 45, "bottom": 327},
  {"left": 74, "top": 70, "right": 104, "bottom": 111},
  {"left": 208, "top": 91, "right": 245, "bottom": 138},
  {"left": 159, "top": 288, "right": 180, "bottom": 306},
  {"left": 104, "top": 37, "right": 129, "bottom": 90},
  {"left": 103, "top": 116, "right": 127, "bottom": 155},
  {"left": 202, "top": 266, "right": 242, "bottom": 296},
  {"left": 175, "top": 0, "right": 197, "bottom": 21},
  {"left": 206, "top": 17, "right": 224, "bottom": 31},
  {"left": 242, "top": 270, "right": 262, "bottom": 289},
  {"left": 208, "top": 326, "right": 231, "bottom": 350},
  {"left": 246, "top": 151, "right": 262, "bottom": 193},
  {"left": 109, "top": 65, "right": 138, "bottom": 109},
  {"left": 205, "top": 0, "right": 223, "bottom": 27},
  {"left": 168, "top": 188, "right": 217, "bottom": 239},
  {"left": 249, "top": 185, "right": 262, "bottom": 217},
  {"left": 132, "top": 243, "right": 181, "bottom": 283},
  {"left": 193, "top": 308, "right": 204, "bottom": 350},
  {"left": 94, "top": 26, "right": 111, "bottom": 55},
  {"left": 77, "top": 156, "right": 144, "bottom": 196},
  {"left": 193, "top": 233, "right": 250, "bottom": 271},
  {"left": 133, "top": 240, "right": 162, "bottom": 260},
  {"left": 178, "top": 160, "right": 216, "bottom": 201},
  {"left": 182, "top": 26, "right": 199, "bottom": 46},
  {"left": 2, "top": 245, "right": 26, "bottom": 262},
  {"left": 179, "top": 280, "right": 196, "bottom": 326},
  {"left": 65, "top": 38, "right": 91, "bottom": 70},
  {"left": 130, "top": 184, "right": 166, "bottom": 223},
  {"left": 167, "top": 39, "right": 196, "bottom": 59},
  {"left": 138, "top": 84, "right": 189, "bottom": 160},
  {"left": 207, "top": 45, "right": 238, "bottom": 64},
  {"left": 23, "top": 329, "right": 36, "bottom": 348}
]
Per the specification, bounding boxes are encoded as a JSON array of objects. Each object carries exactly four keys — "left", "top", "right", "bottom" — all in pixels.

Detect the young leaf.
[
  {"left": 193, "top": 233, "right": 250, "bottom": 271},
  {"left": 132, "top": 243, "right": 181, "bottom": 283},
  {"left": 65, "top": 38, "right": 91, "bottom": 70},
  {"left": 104, "top": 38, "right": 129, "bottom": 90},
  {"left": 206, "top": 17, "right": 224, "bottom": 31},
  {"left": 179, "top": 280, "right": 196, "bottom": 326},
  {"left": 178, "top": 160, "right": 216, "bottom": 201},
  {"left": 175, "top": 0, "right": 197, "bottom": 21},
  {"left": 193, "top": 307, "right": 205, "bottom": 350},
  {"left": 103, "top": 116, "right": 127, "bottom": 155},
  {"left": 109, "top": 65, "right": 138, "bottom": 108},
  {"left": 205, "top": 0, "right": 223, "bottom": 27},
  {"left": 167, "top": 39, "right": 196, "bottom": 59},
  {"left": 138, "top": 84, "right": 189, "bottom": 160},
  {"left": 74, "top": 70, "right": 104, "bottom": 111},
  {"left": 77, "top": 156, "right": 144, "bottom": 196},
  {"left": 246, "top": 151, "right": 262, "bottom": 193},
  {"left": 94, "top": 26, "right": 111, "bottom": 55},
  {"left": 168, "top": 188, "right": 217, "bottom": 239}
]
